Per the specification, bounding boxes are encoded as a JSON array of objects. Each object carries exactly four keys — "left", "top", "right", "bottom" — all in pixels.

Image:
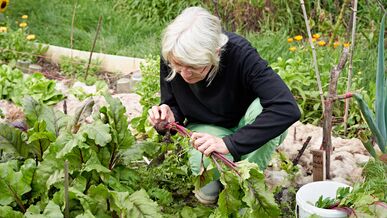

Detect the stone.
[
  {"left": 129, "top": 71, "right": 142, "bottom": 92},
  {"left": 28, "top": 64, "right": 43, "bottom": 74},
  {"left": 116, "top": 78, "right": 131, "bottom": 93},
  {"left": 16, "top": 60, "right": 31, "bottom": 73}
]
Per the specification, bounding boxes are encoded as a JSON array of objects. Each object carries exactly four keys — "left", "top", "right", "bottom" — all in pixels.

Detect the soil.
[
  {"left": 36, "top": 57, "right": 65, "bottom": 81},
  {"left": 35, "top": 57, "right": 119, "bottom": 90}
]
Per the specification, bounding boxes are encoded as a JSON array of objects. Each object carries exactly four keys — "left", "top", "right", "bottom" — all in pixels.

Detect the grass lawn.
[{"left": 5, "top": 0, "right": 165, "bottom": 58}]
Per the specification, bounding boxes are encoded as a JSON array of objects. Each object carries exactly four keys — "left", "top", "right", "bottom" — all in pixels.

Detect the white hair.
[{"left": 161, "top": 6, "right": 228, "bottom": 84}]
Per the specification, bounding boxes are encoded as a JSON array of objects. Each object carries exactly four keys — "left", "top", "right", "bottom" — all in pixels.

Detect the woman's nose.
[{"left": 180, "top": 67, "right": 192, "bottom": 77}]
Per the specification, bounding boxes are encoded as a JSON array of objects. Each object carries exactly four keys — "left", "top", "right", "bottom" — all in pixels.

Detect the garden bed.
[{"left": 1, "top": 58, "right": 377, "bottom": 217}]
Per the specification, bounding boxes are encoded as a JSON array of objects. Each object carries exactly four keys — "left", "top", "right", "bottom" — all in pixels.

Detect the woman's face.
[{"left": 169, "top": 59, "right": 210, "bottom": 84}]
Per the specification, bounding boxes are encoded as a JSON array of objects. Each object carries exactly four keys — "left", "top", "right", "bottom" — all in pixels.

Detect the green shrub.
[{"left": 113, "top": 0, "right": 202, "bottom": 24}]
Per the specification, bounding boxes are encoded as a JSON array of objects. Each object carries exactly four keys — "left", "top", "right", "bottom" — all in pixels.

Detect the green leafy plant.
[
  {"left": 0, "top": 95, "right": 166, "bottom": 217},
  {"left": 166, "top": 122, "right": 281, "bottom": 217},
  {"left": 59, "top": 56, "right": 101, "bottom": 85},
  {"left": 314, "top": 159, "right": 387, "bottom": 217},
  {"left": 68, "top": 80, "right": 109, "bottom": 101},
  {"left": 0, "top": 65, "right": 64, "bottom": 105},
  {"left": 131, "top": 56, "right": 160, "bottom": 136},
  {"left": 212, "top": 161, "right": 281, "bottom": 217},
  {"left": 0, "top": 25, "right": 47, "bottom": 63},
  {"left": 315, "top": 187, "right": 351, "bottom": 209},
  {"left": 353, "top": 14, "right": 386, "bottom": 158}
]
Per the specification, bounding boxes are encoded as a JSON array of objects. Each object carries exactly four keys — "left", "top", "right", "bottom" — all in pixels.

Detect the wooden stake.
[
  {"left": 299, "top": 0, "right": 325, "bottom": 113},
  {"left": 70, "top": 0, "right": 78, "bottom": 58},
  {"left": 292, "top": 136, "right": 312, "bottom": 166},
  {"left": 312, "top": 149, "right": 326, "bottom": 181},
  {"left": 85, "top": 15, "right": 102, "bottom": 80},
  {"left": 343, "top": 0, "right": 358, "bottom": 135}
]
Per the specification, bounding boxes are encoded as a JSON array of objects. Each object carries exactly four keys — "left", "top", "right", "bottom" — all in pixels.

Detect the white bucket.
[{"left": 296, "top": 181, "right": 351, "bottom": 218}]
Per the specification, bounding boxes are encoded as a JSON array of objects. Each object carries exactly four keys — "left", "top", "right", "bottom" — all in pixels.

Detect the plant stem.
[
  {"left": 85, "top": 15, "right": 102, "bottom": 80},
  {"left": 79, "top": 148, "right": 84, "bottom": 163},
  {"left": 322, "top": 47, "right": 350, "bottom": 179},
  {"left": 343, "top": 0, "right": 358, "bottom": 135},
  {"left": 63, "top": 99, "right": 67, "bottom": 115},
  {"left": 39, "top": 140, "right": 43, "bottom": 161},
  {"left": 6, "top": 183, "right": 26, "bottom": 213},
  {"left": 299, "top": 0, "right": 325, "bottom": 113},
  {"left": 109, "top": 145, "right": 116, "bottom": 170},
  {"left": 64, "top": 160, "right": 70, "bottom": 218},
  {"left": 332, "top": 92, "right": 354, "bottom": 101}
]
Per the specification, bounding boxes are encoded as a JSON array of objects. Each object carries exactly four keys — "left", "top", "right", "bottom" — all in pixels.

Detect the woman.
[{"left": 148, "top": 6, "right": 300, "bottom": 204}]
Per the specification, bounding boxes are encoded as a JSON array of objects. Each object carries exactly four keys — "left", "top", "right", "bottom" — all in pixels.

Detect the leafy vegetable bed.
[{"left": 1, "top": 58, "right": 386, "bottom": 217}]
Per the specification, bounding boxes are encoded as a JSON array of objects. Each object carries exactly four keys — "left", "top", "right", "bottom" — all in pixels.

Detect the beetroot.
[{"left": 154, "top": 120, "right": 169, "bottom": 134}]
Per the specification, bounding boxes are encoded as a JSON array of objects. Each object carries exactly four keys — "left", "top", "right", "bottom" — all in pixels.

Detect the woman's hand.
[
  {"left": 148, "top": 104, "right": 175, "bottom": 130},
  {"left": 191, "top": 132, "right": 230, "bottom": 156}
]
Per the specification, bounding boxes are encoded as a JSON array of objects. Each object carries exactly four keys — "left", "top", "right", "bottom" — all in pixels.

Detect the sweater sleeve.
[
  {"left": 223, "top": 48, "right": 301, "bottom": 160},
  {"left": 159, "top": 58, "right": 185, "bottom": 124}
]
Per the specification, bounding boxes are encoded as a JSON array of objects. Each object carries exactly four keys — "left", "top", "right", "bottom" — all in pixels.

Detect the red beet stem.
[{"left": 165, "top": 122, "right": 239, "bottom": 172}]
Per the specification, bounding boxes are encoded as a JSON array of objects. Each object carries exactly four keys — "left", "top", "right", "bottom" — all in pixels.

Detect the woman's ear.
[{"left": 216, "top": 47, "right": 221, "bottom": 56}]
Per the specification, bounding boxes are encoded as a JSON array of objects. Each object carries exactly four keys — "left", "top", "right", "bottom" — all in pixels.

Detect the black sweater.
[{"left": 160, "top": 32, "right": 300, "bottom": 160}]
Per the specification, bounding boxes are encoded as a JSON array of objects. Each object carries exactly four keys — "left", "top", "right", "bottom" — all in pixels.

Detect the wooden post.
[{"left": 312, "top": 149, "right": 326, "bottom": 181}]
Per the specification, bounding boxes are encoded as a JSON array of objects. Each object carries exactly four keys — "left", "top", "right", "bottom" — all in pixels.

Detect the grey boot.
[{"left": 194, "top": 180, "right": 222, "bottom": 205}]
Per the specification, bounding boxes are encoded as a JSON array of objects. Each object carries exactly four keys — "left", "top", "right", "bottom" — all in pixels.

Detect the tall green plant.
[{"left": 353, "top": 14, "right": 386, "bottom": 157}]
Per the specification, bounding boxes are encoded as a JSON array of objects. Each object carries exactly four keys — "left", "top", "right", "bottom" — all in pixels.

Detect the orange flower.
[
  {"left": 26, "top": 34, "right": 36, "bottom": 40},
  {"left": 294, "top": 35, "right": 303, "bottom": 41},
  {"left": 317, "top": 40, "right": 326, "bottom": 46},
  {"left": 19, "top": 22, "right": 27, "bottom": 28},
  {"left": 287, "top": 38, "right": 294, "bottom": 43},
  {"left": 289, "top": 46, "right": 297, "bottom": 52},
  {"left": 333, "top": 41, "right": 340, "bottom": 48},
  {"left": 0, "top": 26, "right": 7, "bottom": 33},
  {"left": 312, "top": 33, "right": 320, "bottom": 39},
  {"left": 343, "top": 42, "right": 350, "bottom": 48},
  {"left": 311, "top": 38, "right": 316, "bottom": 42},
  {"left": 21, "top": 15, "right": 28, "bottom": 19}
]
